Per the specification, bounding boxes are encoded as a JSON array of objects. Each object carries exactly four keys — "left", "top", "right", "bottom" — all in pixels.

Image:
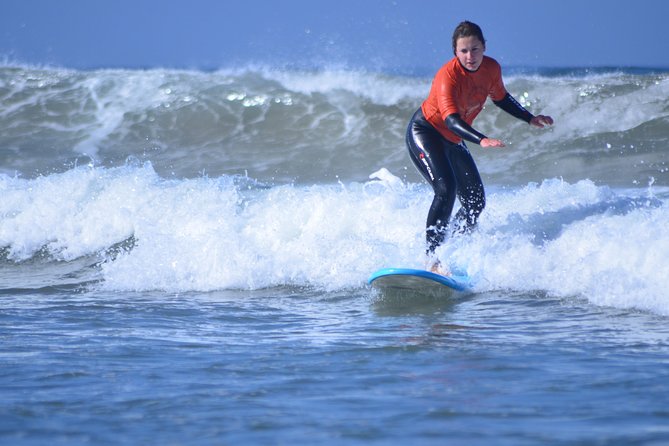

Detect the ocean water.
[{"left": 2, "top": 64, "right": 669, "bottom": 445}]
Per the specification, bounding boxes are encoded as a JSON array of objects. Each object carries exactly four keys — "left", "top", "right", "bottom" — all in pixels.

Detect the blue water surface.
[{"left": 2, "top": 286, "right": 668, "bottom": 445}]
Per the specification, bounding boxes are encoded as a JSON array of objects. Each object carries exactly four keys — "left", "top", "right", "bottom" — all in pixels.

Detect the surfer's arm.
[
  {"left": 445, "top": 113, "right": 487, "bottom": 144},
  {"left": 445, "top": 114, "right": 504, "bottom": 148},
  {"left": 493, "top": 93, "right": 554, "bottom": 128},
  {"left": 493, "top": 93, "right": 534, "bottom": 123}
]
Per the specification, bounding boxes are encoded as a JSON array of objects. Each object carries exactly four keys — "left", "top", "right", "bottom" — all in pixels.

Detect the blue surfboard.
[{"left": 368, "top": 267, "right": 472, "bottom": 298}]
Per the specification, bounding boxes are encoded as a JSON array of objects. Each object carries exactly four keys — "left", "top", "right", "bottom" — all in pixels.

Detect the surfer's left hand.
[{"left": 530, "top": 115, "right": 554, "bottom": 128}]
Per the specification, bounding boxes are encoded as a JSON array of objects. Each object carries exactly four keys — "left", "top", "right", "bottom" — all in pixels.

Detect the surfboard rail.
[{"left": 368, "top": 267, "right": 472, "bottom": 293}]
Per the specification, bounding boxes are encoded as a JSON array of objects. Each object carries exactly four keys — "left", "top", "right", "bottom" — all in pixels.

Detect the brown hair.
[{"left": 452, "top": 21, "right": 486, "bottom": 54}]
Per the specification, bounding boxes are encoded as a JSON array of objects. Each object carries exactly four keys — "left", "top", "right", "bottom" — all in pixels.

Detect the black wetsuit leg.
[{"left": 405, "top": 108, "right": 486, "bottom": 254}]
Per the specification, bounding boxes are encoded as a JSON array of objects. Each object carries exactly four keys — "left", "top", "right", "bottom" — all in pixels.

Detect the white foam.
[
  {"left": 1, "top": 165, "right": 668, "bottom": 315},
  {"left": 446, "top": 179, "right": 669, "bottom": 315},
  {"left": 101, "top": 166, "right": 429, "bottom": 292},
  {"left": 255, "top": 67, "right": 426, "bottom": 106}
]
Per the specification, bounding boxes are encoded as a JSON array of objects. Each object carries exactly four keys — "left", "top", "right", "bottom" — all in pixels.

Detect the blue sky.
[{"left": 2, "top": 0, "right": 668, "bottom": 73}]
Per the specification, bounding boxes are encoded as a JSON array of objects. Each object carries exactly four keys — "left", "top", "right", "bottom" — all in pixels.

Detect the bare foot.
[{"left": 427, "top": 260, "right": 451, "bottom": 277}]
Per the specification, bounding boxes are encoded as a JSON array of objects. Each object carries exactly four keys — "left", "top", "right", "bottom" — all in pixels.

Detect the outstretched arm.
[
  {"left": 445, "top": 114, "right": 505, "bottom": 148},
  {"left": 493, "top": 93, "right": 554, "bottom": 128},
  {"left": 529, "top": 115, "right": 554, "bottom": 128}
]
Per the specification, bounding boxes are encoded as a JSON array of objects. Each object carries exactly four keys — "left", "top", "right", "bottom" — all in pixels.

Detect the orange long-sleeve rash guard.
[{"left": 421, "top": 56, "right": 507, "bottom": 144}]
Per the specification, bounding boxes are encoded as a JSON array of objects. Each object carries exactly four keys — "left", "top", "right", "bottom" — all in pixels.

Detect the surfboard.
[{"left": 368, "top": 267, "right": 472, "bottom": 298}]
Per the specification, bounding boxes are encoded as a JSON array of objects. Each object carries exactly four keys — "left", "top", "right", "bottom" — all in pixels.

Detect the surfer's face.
[{"left": 455, "top": 36, "right": 485, "bottom": 72}]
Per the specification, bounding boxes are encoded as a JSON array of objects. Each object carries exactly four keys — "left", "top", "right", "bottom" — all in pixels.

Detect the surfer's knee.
[
  {"left": 461, "top": 183, "right": 485, "bottom": 216},
  {"left": 433, "top": 177, "right": 456, "bottom": 201},
  {"left": 471, "top": 194, "right": 485, "bottom": 215}
]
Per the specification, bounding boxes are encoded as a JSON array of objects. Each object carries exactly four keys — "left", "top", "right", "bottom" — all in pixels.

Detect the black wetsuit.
[{"left": 406, "top": 94, "right": 534, "bottom": 254}]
